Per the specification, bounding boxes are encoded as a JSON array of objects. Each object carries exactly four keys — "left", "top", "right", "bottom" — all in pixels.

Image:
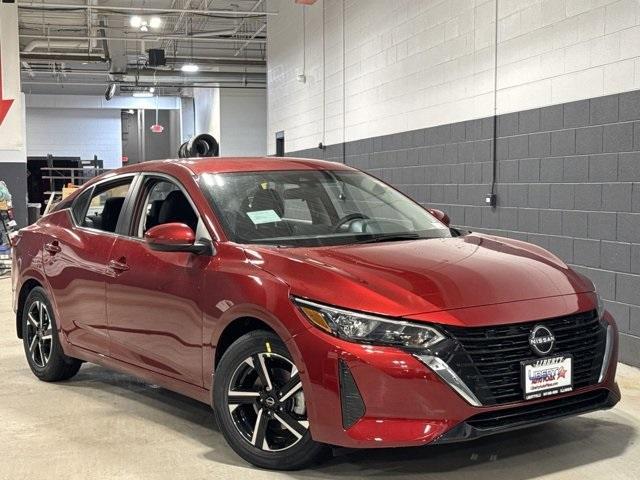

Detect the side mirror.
[
  {"left": 144, "top": 223, "right": 211, "bottom": 255},
  {"left": 426, "top": 208, "right": 450, "bottom": 227}
]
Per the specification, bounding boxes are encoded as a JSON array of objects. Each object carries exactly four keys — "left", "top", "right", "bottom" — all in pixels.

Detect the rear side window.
[
  {"left": 81, "top": 178, "right": 133, "bottom": 233},
  {"left": 70, "top": 188, "right": 93, "bottom": 224}
]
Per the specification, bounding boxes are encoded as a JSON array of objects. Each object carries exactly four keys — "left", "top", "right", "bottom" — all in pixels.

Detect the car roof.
[{"left": 114, "top": 156, "right": 356, "bottom": 176}]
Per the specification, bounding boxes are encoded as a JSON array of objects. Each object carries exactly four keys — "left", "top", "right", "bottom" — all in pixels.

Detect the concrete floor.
[{"left": 0, "top": 277, "right": 639, "bottom": 480}]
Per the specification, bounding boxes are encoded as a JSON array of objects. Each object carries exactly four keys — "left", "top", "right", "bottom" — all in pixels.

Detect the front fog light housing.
[{"left": 293, "top": 297, "right": 445, "bottom": 348}]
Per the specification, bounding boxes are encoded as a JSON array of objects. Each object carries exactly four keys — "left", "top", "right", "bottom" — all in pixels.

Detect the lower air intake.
[{"left": 338, "top": 360, "right": 366, "bottom": 429}]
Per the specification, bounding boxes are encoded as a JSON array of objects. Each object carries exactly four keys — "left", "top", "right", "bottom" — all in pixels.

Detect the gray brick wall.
[{"left": 287, "top": 90, "right": 640, "bottom": 368}]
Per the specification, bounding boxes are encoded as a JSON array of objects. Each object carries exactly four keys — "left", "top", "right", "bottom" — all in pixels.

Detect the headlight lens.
[{"left": 293, "top": 297, "right": 445, "bottom": 348}]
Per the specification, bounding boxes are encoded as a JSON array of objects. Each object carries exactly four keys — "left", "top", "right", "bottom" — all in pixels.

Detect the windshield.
[{"left": 200, "top": 169, "right": 451, "bottom": 247}]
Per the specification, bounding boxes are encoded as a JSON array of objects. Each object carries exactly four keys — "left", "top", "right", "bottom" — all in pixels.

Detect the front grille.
[{"left": 441, "top": 310, "right": 606, "bottom": 406}]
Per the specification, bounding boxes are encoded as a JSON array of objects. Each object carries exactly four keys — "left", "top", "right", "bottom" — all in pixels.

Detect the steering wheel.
[{"left": 333, "top": 213, "right": 369, "bottom": 232}]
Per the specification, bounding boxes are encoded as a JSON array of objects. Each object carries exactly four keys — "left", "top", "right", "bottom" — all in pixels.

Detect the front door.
[
  {"left": 44, "top": 176, "right": 135, "bottom": 355},
  {"left": 105, "top": 176, "right": 208, "bottom": 386}
]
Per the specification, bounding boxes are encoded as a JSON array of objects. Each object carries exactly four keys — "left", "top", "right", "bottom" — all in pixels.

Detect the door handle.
[
  {"left": 108, "top": 259, "right": 130, "bottom": 272},
  {"left": 44, "top": 241, "right": 61, "bottom": 254}
]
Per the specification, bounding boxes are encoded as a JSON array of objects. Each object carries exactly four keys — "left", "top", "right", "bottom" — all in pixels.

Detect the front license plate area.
[{"left": 522, "top": 355, "right": 573, "bottom": 400}]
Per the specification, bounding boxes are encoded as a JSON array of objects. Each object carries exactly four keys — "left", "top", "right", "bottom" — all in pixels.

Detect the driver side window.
[{"left": 135, "top": 178, "right": 199, "bottom": 238}]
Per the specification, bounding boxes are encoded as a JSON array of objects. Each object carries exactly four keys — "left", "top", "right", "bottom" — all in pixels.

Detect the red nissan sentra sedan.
[{"left": 12, "top": 157, "right": 619, "bottom": 470}]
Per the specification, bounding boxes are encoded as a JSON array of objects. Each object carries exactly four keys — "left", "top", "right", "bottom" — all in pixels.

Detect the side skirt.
[{"left": 64, "top": 342, "right": 212, "bottom": 405}]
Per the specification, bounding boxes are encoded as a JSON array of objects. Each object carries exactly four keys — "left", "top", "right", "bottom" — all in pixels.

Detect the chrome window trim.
[
  {"left": 132, "top": 172, "right": 212, "bottom": 242},
  {"left": 66, "top": 173, "right": 139, "bottom": 238},
  {"left": 64, "top": 171, "right": 216, "bottom": 245}
]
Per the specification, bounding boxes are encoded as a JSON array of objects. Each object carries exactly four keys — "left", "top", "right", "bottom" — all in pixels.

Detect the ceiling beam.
[{"left": 17, "top": 2, "right": 278, "bottom": 16}]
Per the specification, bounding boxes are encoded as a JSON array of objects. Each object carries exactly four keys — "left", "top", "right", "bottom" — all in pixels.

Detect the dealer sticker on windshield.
[
  {"left": 522, "top": 355, "right": 573, "bottom": 400},
  {"left": 246, "top": 209, "right": 281, "bottom": 224}
]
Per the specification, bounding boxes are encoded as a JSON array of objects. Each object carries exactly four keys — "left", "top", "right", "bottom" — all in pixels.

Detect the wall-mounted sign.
[
  {"left": 0, "top": 54, "right": 14, "bottom": 126},
  {"left": 0, "top": 5, "right": 24, "bottom": 152}
]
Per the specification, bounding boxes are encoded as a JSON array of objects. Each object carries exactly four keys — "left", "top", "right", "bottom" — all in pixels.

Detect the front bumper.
[
  {"left": 287, "top": 309, "right": 620, "bottom": 449},
  {"left": 433, "top": 387, "right": 620, "bottom": 444}
]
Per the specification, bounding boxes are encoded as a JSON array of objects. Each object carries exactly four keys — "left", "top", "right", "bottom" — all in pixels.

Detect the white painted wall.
[
  {"left": 23, "top": 94, "right": 183, "bottom": 168},
  {"left": 25, "top": 108, "right": 123, "bottom": 169},
  {"left": 194, "top": 88, "right": 221, "bottom": 142},
  {"left": 219, "top": 88, "right": 267, "bottom": 156},
  {"left": 267, "top": 0, "right": 640, "bottom": 154},
  {"left": 192, "top": 87, "right": 267, "bottom": 156}
]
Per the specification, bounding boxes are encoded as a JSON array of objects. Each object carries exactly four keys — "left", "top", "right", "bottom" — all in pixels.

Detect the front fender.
[{"left": 201, "top": 243, "right": 313, "bottom": 407}]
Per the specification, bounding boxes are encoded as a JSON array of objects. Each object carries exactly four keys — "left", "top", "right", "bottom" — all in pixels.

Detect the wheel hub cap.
[
  {"left": 227, "top": 352, "right": 308, "bottom": 452},
  {"left": 25, "top": 300, "right": 53, "bottom": 368}
]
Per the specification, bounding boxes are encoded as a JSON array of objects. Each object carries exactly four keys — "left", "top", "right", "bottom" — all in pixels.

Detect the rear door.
[
  {"left": 105, "top": 174, "right": 209, "bottom": 386},
  {"left": 44, "top": 175, "right": 136, "bottom": 355}
]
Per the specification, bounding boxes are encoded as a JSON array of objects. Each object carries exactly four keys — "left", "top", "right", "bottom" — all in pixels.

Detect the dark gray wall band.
[
  {"left": 0, "top": 162, "right": 27, "bottom": 228},
  {"left": 287, "top": 90, "right": 640, "bottom": 368}
]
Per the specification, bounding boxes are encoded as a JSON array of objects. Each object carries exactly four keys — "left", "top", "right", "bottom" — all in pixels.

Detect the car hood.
[{"left": 243, "top": 233, "right": 593, "bottom": 318}]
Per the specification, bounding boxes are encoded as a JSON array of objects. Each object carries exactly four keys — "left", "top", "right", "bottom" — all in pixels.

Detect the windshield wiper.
[{"left": 354, "top": 233, "right": 421, "bottom": 244}]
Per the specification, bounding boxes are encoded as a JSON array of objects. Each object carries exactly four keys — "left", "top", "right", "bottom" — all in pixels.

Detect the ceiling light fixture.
[
  {"left": 130, "top": 15, "right": 162, "bottom": 31},
  {"left": 130, "top": 16, "right": 143, "bottom": 28},
  {"left": 149, "top": 17, "right": 162, "bottom": 29},
  {"left": 104, "top": 83, "right": 117, "bottom": 101},
  {"left": 181, "top": 63, "right": 199, "bottom": 73},
  {"left": 132, "top": 91, "right": 153, "bottom": 98}
]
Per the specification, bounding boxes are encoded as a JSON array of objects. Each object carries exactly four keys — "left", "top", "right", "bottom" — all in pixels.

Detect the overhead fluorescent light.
[
  {"left": 130, "top": 16, "right": 143, "bottom": 28},
  {"left": 132, "top": 91, "right": 153, "bottom": 98},
  {"left": 181, "top": 63, "right": 199, "bottom": 73}
]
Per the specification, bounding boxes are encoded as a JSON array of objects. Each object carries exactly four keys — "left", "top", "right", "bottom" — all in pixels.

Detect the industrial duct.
[{"left": 178, "top": 134, "right": 219, "bottom": 158}]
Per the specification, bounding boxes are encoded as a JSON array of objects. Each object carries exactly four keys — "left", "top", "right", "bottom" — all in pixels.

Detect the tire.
[
  {"left": 21, "top": 287, "right": 82, "bottom": 382},
  {"left": 213, "top": 330, "right": 328, "bottom": 470}
]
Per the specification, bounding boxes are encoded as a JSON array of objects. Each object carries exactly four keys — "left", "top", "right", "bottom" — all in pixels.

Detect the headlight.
[{"left": 293, "top": 297, "right": 445, "bottom": 348}]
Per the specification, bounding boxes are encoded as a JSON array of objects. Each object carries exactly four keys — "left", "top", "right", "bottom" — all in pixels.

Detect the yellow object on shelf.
[{"left": 62, "top": 183, "right": 79, "bottom": 199}]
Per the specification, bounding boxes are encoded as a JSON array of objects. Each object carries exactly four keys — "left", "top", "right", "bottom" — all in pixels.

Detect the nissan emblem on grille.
[{"left": 529, "top": 325, "right": 556, "bottom": 356}]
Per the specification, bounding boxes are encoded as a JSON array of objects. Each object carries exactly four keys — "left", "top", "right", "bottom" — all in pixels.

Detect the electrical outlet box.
[{"left": 485, "top": 193, "right": 497, "bottom": 207}]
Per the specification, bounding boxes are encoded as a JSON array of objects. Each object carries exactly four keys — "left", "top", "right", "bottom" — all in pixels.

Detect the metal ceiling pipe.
[
  {"left": 21, "top": 66, "right": 266, "bottom": 76},
  {"left": 22, "top": 81, "right": 266, "bottom": 89},
  {"left": 22, "top": 40, "right": 91, "bottom": 78},
  {"left": 235, "top": 23, "right": 266, "bottom": 56},
  {"left": 166, "top": 55, "right": 265, "bottom": 63},
  {"left": 17, "top": 1, "right": 278, "bottom": 16},
  {"left": 20, "top": 34, "right": 266, "bottom": 45},
  {"left": 20, "top": 52, "right": 107, "bottom": 62},
  {"left": 23, "top": 40, "right": 89, "bottom": 52},
  {"left": 119, "top": 70, "right": 265, "bottom": 83}
]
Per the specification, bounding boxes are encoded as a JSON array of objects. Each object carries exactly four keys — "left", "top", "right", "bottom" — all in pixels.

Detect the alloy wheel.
[
  {"left": 25, "top": 300, "right": 53, "bottom": 368},
  {"left": 227, "top": 352, "right": 309, "bottom": 452}
]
